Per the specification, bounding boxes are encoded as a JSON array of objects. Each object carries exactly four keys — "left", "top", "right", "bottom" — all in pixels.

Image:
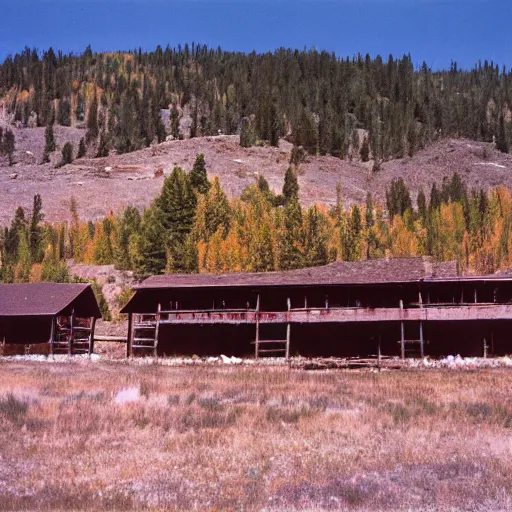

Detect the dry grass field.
[{"left": 0, "top": 361, "right": 512, "bottom": 511}]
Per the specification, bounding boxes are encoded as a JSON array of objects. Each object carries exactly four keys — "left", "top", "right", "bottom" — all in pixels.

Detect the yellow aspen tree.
[{"left": 205, "top": 229, "right": 225, "bottom": 273}]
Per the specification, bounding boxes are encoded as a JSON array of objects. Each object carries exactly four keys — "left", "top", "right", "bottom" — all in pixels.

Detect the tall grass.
[{"left": 0, "top": 363, "right": 511, "bottom": 510}]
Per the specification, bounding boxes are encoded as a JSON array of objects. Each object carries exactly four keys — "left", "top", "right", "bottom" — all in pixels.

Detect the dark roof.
[
  {"left": 0, "top": 283, "right": 102, "bottom": 318},
  {"left": 135, "top": 257, "right": 459, "bottom": 290}
]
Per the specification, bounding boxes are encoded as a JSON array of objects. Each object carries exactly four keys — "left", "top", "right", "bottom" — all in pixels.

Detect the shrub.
[{"left": 0, "top": 394, "right": 29, "bottom": 425}]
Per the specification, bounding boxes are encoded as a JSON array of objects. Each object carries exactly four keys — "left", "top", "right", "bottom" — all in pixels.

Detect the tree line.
[
  {"left": 1, "top": 156, "right": 511, "bottom": 283},
  {"left": 0, "top": 45, "right": 510, "bottom": 164}
]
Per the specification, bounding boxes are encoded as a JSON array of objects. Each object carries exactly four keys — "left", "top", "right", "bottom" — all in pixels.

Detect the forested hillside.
[
  {"left": 0, "top": 45, "right": 510, "bottom": 162},
  {"left": 1, "top": 44, "right": 512, "bottom": 285}
]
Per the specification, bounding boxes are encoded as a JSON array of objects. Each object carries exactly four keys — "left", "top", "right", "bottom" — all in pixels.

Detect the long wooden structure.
[{"left": 121, "top": 257, "right": 512, "bottom": 359}]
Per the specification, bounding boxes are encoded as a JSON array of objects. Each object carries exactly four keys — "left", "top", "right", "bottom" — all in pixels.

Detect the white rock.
[{"left": 114, "top": 387, "right": 140, "bottom": 404}]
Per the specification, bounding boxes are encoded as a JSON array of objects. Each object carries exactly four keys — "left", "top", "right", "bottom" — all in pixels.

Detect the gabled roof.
[
  {"left": 0, "top": 283, "right": 102, "bottom": 318},
  {"left": 134, "top": 257, "right": 459, "bottom": 290}
]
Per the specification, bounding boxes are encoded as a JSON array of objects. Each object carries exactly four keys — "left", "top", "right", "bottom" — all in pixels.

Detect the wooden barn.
[
  {"left": 0, "top": 283, "right": 101, "bottom": 355},
  {"left": 121, "top": 257, "right": 512, "bottom": 359}
]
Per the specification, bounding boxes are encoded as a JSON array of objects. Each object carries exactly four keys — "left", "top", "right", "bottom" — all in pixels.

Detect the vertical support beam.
[
  {"left": 304, "top": 296, "right": 308, "bottom": 309},
  {"left": 419, "top": 321, "right": 424, "bottom": 359},
  {"left": 419, "top": 292, "right": 424, "bottom": 359},
  {"left": 89, "top": 317, "right": 96, "bottom": 356},
  {"left": 286, "top": 323, "right": 291, "bottom": 360},
  {"left": 483, "top": 337, "right": 487, "bottom": 359},
  {"left": 255, "top": 294, "right": 260, "bottom": 359},
  {"left": 286, "top": 298, "right": 291, "bottom": 360},
  {"left": 68, "top": 310, "right": 75, "bottom": 356},
  {"left": 399, "top": 300, "right": 405, "bottom": 360},
  {"left": 377, "top": 334, "right": 381, "bottom": 372},
  {"left": 49, "top": 316, "right": 55, "bottom": 357},
  {"left": 474, "top": 288, "right": 477, "bottom": 304},
  {"left": 325, "top": 295, "right": 329, "bottom": 309},
  {"left": 126, "top": 313, "right": 133, "bottom": 358},
  {"left": 154, "top": 303, "right": 161, "bottom": 358}
]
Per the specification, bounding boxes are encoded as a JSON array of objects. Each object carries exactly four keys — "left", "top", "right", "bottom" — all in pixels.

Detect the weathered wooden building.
[
  {"left": 121, "top": 257, "right": 512, "bottom": 358},
  {"left": 0, "top": 283, "right": 101, "bottom": 355}
]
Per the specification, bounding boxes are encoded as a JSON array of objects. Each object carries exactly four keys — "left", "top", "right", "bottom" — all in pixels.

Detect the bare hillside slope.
[{"left": 0, "top": 125, "right": 511, "bottom": 224}]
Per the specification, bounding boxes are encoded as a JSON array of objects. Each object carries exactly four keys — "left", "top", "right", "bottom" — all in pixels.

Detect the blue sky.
[{"left": 1, "top": 0, "right": 510, "bottom": 70}]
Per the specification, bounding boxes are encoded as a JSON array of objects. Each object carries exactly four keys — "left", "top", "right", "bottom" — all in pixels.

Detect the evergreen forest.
[{"left": 0, "top": 45, "right": 510, "bottom": 160}]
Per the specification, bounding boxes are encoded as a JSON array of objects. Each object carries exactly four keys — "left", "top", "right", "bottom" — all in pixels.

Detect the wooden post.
[
  {"left": 286, "top": 298, "right": 291, "bottom": 360},
  {"left": 255, "top": 294, "right": 260, "bottom": 359},
  {"left": 126, "top": 313, "right": 133, "bottom": 358},
  {"left": 419, "top": 321, "right": 424, "bottom": 358},
  {"left": 400, "top": 300, "right": 405, "bottom": 360},
  {"left": 474, "top": 288, "right": 477, "bottom": 304},
  {"left": 68, "top": 310, "right": 75, "bottom": 356},
  {"left": 89, "top": 317, "right": 96, "bottom": 355},
  {"left": 325, "top": 295, "right": 329, "bottom": 309},
  {"left": 49, "top": 316, "right": 55, "bottom": 356},
  {"left": 286, "top": 323, "right": 291, "bottom": 360},
  {"left": 154, "top": 303, "right": 161, "bottom": 358},
  {"left": 483, "top": 337, "right": 487, "bottom": 359},
  {"left": 377, "top": 334, "right": 381, "bottom": 372},
  {"left": 304, "top": 296, "right": 308, "bottom": 309},
  {"left": 419, "top": 292, "right": 424, "bottom": 358}
]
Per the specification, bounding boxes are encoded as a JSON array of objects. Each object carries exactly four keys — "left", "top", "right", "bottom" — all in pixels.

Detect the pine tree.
[
  {"left": 407, "top": 123, "right": 417, "bottom": 157},
  {"left": 29, "top": 194, "right": 44, "bottom": 263},
  {"left": 96, "top": 129, "right": 109, "bottom": 157},
  {"left": 183, "top": 234, "right": 199, "bottom": 273},
  {"left": 190, "top": 153, "right": 211, "bottom": 194},
  {"left": 341, "top": 206, "right": 363, "bottom": 261},
  {"left": 270, "top": 100, "right": 280, "bottom": 147},
  {"left": 41, "top": 250, "right": 70, "bottom": 282},
  {"left": 278, "top": 198, "right": 304, "bottom": 270},
  {"left": 157, "top": 167, "right": 197, "bottom": 272},
  {"left": 86, "top": 89, "right": 99, "bottom": 142},
  {"left": 496, "top": 114, "right": 509, "bottom": 154},
  {"left": 77, "top": 137, "right": 86, "bottom": 158},
  {"left": 282, "top": 167, "right": 299, "bottom": 205},
  {"left": 170, "top": 102, "right": 181, "bottom": 140},
  {"left": 58, "top": 142, "right": 73, "bottom": 167},
  {"left": 4, "top": 207, "right": 27, "bottom": 264},
  {"left": 42, "top": 122, "right": 56, "bottom": 163},
  {"left": 360, "top": 136, "right": 370, "bottom": 162},
  {"left": 365, "top": 193, "right": 374, "bottom": 228},
  {"left": 429, "top": 182, "right": 441, "bottom": 211},
  {"left": 240, "top": 116, "right": 256, "bottom": 148},
  {"left": 417, "top": 188, "right": 427, "bottom": 224},
  {"left": 135, "top": 205, "right": 167, "bottom": 276},
  {"left": 289, "top": 146, "right": 306, "bottom": 167},
  {"left": 386, "top": 178, "right": 412, "bottom": 219},
  {"left": 115, "top": 206, "right": 141, "bottom": 270},
  {"left": 15, "top": 229, "right": 32, "bottom": 283},
  {"left": 303, "top": 206, "right": 328, "bottom": 266},
  {"left": 3, "top": 129, "right": 15, "bottom": 166}
]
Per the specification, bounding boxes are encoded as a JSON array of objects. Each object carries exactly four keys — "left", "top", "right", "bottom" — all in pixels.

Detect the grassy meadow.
[{"left": 0, "top": 361, "right": 511, "bottom": 511}]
